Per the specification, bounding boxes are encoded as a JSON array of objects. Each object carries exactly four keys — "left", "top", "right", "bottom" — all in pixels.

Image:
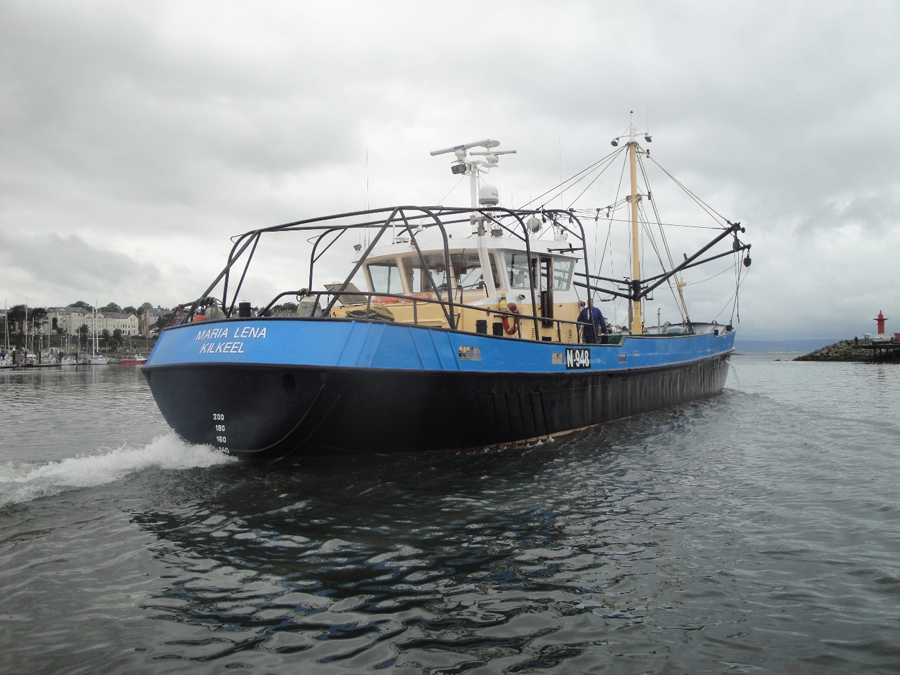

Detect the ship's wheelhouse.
[
  {"left": 352, "top": 239, "right": 582, "bottom": 340},
  {"left": 362, "top": 243, "right": 578, "bottom": 300}
]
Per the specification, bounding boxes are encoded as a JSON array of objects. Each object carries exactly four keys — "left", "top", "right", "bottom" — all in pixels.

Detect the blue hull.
[{"left": 143, "top": 317, "right": 734, "bottom": 461}]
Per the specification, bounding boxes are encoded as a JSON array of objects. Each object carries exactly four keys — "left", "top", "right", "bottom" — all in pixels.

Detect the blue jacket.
[{"left": 577, "top": 305, "right": 606, "bottom": 343}]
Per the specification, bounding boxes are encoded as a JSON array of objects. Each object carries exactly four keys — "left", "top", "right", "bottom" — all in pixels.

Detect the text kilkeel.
[{"left": 199, "top": 341, "right": 245, "bottom": 354}]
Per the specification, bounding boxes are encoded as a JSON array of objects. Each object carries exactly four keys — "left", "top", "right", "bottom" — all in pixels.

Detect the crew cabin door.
[{"left": 532, "top": 255, "right": 553, "bottom": 328}]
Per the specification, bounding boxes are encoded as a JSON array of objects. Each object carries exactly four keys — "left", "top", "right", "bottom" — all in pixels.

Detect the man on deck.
[{"left": 578, "top": 302, "right": 607, "bottom": 344}]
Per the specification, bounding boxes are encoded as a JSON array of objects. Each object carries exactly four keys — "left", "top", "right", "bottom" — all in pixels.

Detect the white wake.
[{"left": 0, "top": 434, "right": 236, "bottom": 506}]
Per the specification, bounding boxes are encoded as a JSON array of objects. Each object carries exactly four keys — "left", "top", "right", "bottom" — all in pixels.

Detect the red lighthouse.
[{"left": 874, "top": 310, "right": 888, "bottom": 334}]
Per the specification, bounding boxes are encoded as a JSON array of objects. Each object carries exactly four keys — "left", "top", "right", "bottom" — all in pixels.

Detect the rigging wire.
[
  {"left": 706, "top": 249, "right": 751, "bottom": 325},
  {"left": 636, "top": 151, "right": 688, "bottom": 322},
  {"left": 603, "top": 156, "right": 629, "bottom": 327},
  {"left": 714, "top": 262, "right": 751, "bottom": 325},
  {"left": 637, "top": 201, "right": 687, "bottom": 323},
  {"left": 570, "top": 214, "right": 722, "bottom": 230},
  {"left": 437, "top": 174, "right": 466, "bottom": 207},
  {"left": 644, "top": 153, "right": 732, "bottom": 228},
  {"left": 731, "top": 250, "right": 750, "bottom": 325},
  {"left": 681, "top": 263, "right": 734, "bottom": 287},
  {"left": 565, "top": 151, "right": 623, "bottom": 210},
  {"left": 530, "top": 138, "right": 747, "bottom": 331},
  {"left": 520, "top": 147, "right": 625, "bottom": 210}
]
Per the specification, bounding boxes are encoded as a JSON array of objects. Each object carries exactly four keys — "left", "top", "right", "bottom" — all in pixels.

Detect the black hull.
[{"left": 143, "top": 353, "right": 731, "bottom": 462}]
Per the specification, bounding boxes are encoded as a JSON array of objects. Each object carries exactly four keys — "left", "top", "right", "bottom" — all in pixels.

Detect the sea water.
[{"left": 1, "top": 356, "right": 898, "bottom": 674}]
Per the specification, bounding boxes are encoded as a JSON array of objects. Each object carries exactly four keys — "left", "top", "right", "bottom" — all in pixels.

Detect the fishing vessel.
[{"left": 143, "top": 119, "right": 752, "bottom": 462}]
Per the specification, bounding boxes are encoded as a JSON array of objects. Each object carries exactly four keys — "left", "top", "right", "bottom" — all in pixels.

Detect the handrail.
[
  {"left": 256, "top": 289, "right": 605, "bottom": 344},
  {"left": 167, "top": 203, "right": 745, "bottom": 344}
]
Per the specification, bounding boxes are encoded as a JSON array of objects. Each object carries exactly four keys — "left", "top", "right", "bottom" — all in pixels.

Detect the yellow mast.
[{"left": 628, "top": 116, "right": 643, "bottom": 335}]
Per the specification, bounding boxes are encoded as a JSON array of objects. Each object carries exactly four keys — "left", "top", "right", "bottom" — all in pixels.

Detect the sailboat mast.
[{"left": 628, "top": 116, "right": 643, "bottom": 335}]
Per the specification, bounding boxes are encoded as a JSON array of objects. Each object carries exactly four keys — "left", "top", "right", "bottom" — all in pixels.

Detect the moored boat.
[
  {"left": 88, "top": 306, "right": 108, "bottom": 365},
  {"left": 121, "top": 356, "right": 149, "bottom": 365},
  {"left": 143, "top": 120, "right": 752, "bottom": 462}
]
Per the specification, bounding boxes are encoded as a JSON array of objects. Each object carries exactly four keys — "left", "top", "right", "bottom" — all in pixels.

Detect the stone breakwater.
[{"left": 794, "top": 339, "right": 895, "bottom": 362}]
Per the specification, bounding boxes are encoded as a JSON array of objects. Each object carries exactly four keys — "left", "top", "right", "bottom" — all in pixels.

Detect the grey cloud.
[
  {"left": 0, "top": 229, "right": 161, "bottom": 304},
  {"left": 1, "top": 0, "right": 898, "bottom": 339}
]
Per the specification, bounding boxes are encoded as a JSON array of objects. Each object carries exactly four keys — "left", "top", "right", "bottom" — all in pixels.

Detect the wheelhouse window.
[
  {"left": 404, "top": 254, "right": 449, "bottom": 293},
  {"left": 453, "top": 251, "right": 499, "bottom": 291},
  {"left": 366, "top": 259, "right": 401, "bottom": 294},
  {"left": 505, "top": 252, "right": 532, "bottom": 289},
  {"left": 503, "top": 252, "right": 575, "bottom": 291},
  {"left": 403, "top": 252, "right": 500, "bottom": 294},
  {"left": 552, "top": 259, "right": 575, "bottom": 290}
]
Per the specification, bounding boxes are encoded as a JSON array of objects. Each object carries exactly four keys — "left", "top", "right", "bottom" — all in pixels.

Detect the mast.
[
  {"left": 467, "top": 152, "right": 499, "bottom": 300},
  {"left": 611, "top": 113, "right": 647, "bottom": 335},
  {"left": 430, "top": 139, "right": 516, "bottom": 301},
  {"left": 3, "top": 300, "right": 9, "bottom": 352},
  {"left": 628, "top": 113, "right": 643, "bottom": 335}
]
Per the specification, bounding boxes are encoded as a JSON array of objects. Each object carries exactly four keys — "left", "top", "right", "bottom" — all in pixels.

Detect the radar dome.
[{"left": 479, "top": 184, "right": 500, "bottom": 206}]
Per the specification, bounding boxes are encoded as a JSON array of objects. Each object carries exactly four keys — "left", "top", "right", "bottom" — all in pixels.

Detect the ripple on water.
[{"left": 2, "top": 359, "right": 900, "bottom": 673}]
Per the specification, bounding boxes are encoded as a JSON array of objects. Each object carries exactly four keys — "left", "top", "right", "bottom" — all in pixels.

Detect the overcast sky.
[{"left": 2, "top": 0, "right": 898, "bottom": 340}]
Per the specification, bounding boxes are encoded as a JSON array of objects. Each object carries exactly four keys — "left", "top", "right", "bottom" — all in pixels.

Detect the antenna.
[
  {"left": 431, "top": 138, "right": 516, "bottom": 207},
  {"left": 610, "top": 112, "right": 653, "bottom": 146},
  {"left": 432, "top": 138, "right": 517, "bottom": 300},
  {"left": 430, "top": 139, "right": 500, "bottom": 156}
]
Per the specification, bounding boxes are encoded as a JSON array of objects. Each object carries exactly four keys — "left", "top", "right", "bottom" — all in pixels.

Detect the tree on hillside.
[
  {"left": 70, "top": 301, "right": 93, "bottom": 311},
  {"left": 103, "top": 302, "right": 122, "bottom": 313},
  {"left": 31, "top": 310, "right": 49, "bottom": 351},
  {"left": 29, "top": 307, "right": 48, "bottom": 325},
  {"left": 122, "top": 306, "right": 138, "bottom": 315},
  {"left": 139, "top": 302, "right": 153, "bottom": 312},
  {"left": 5, "top": 306, "right": 27, "bottom": 348},
  {"left": 8, "top": 305, "right": 26, "bottom": 334}
]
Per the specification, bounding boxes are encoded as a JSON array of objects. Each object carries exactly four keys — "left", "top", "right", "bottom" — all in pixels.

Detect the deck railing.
[{"left": 250, "top": 289, "right": 611, "bottom": 345}]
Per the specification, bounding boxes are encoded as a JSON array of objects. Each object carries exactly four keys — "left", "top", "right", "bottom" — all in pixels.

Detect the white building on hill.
[{"left": 47, "top": 307, "right": 140, "bottom": 337}]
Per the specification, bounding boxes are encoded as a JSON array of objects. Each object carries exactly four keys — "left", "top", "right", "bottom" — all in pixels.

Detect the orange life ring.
[{"left": 503, "top": 302, "right": 519, "bottom": 335}]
